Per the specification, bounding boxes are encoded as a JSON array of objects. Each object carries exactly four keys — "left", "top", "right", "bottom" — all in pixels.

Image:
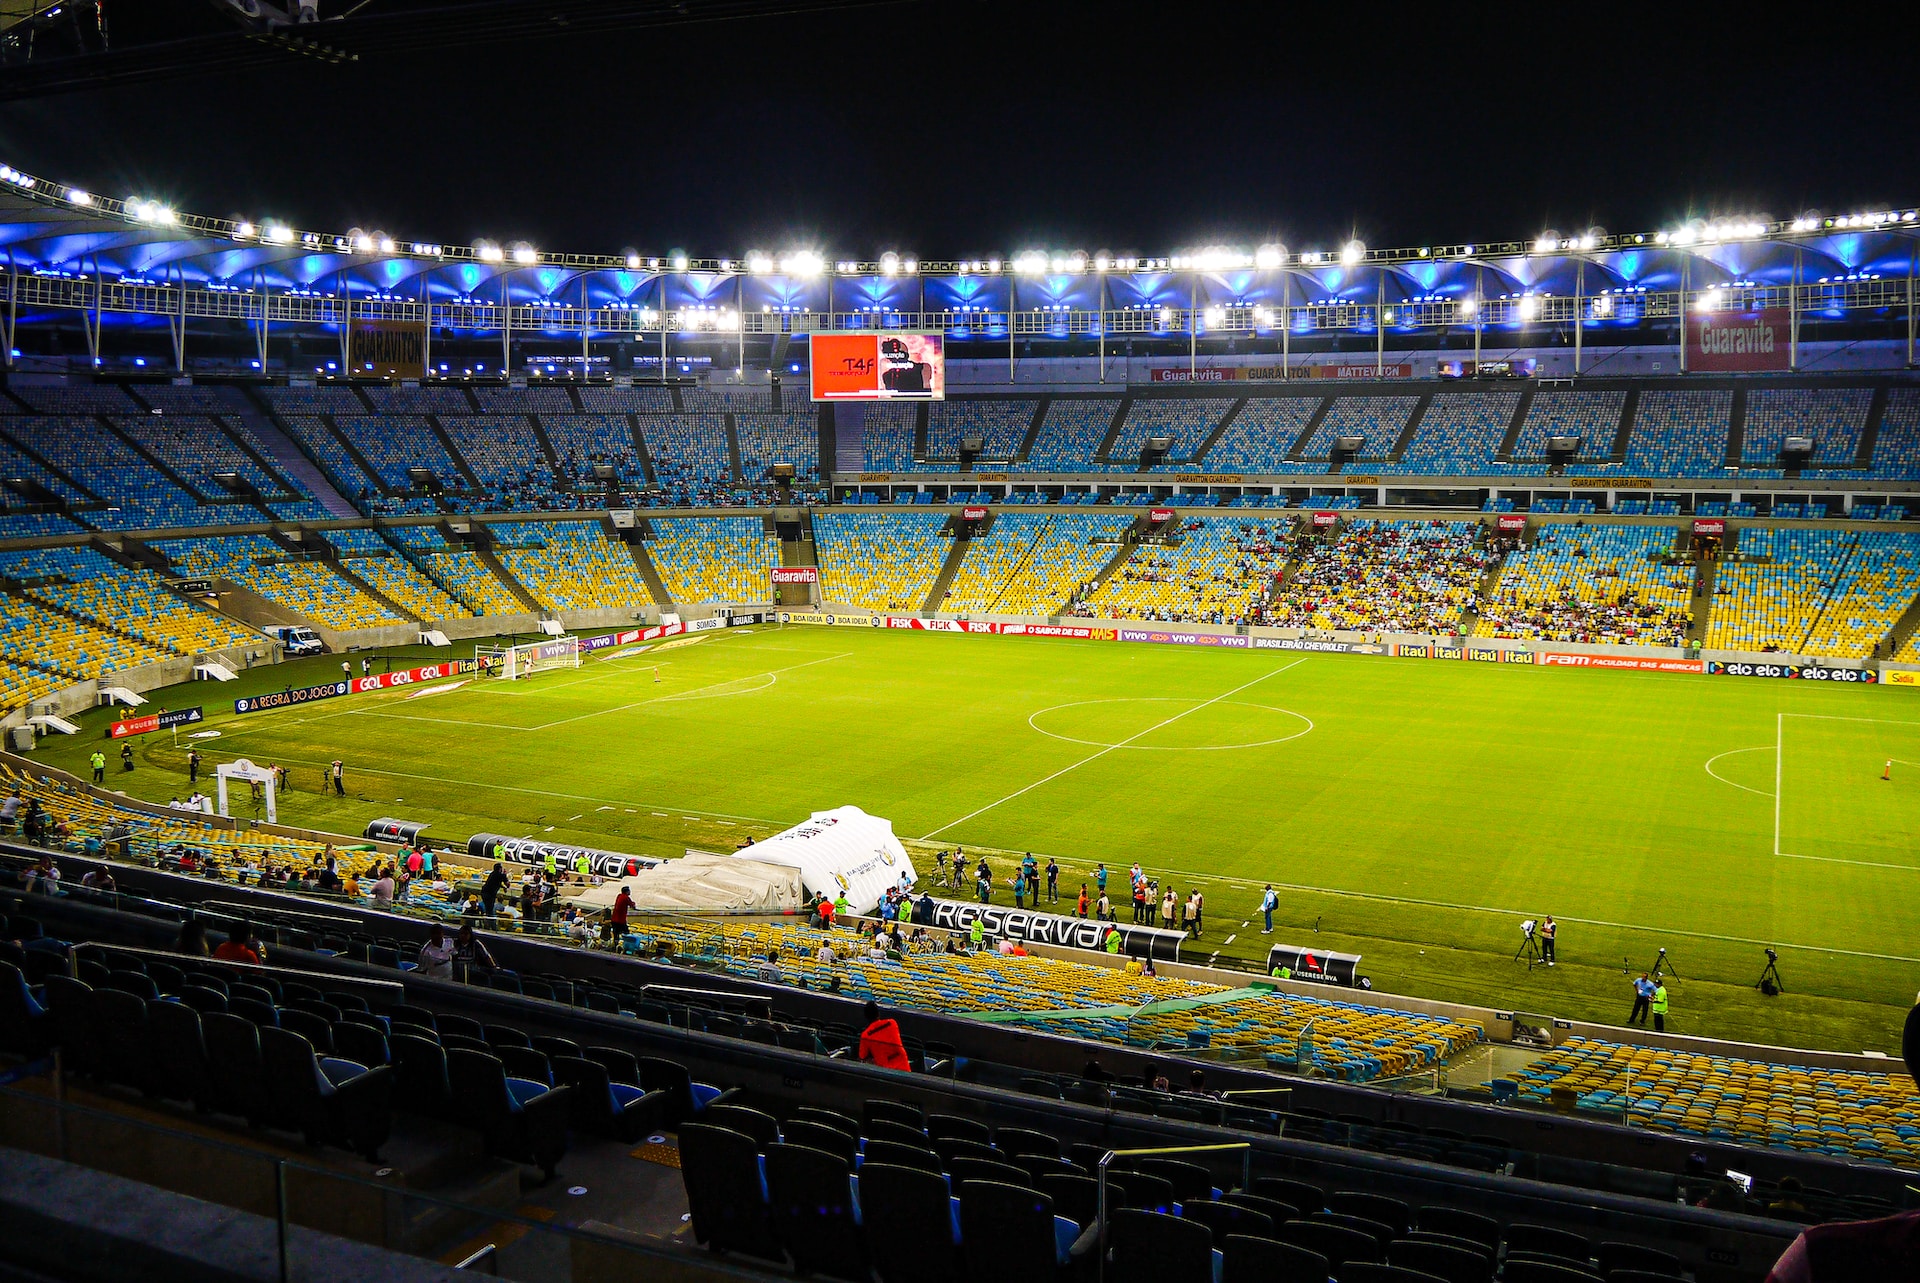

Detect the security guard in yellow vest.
[{"left": 1652, "top": 981, "right": 1669, "bottom": 1033}]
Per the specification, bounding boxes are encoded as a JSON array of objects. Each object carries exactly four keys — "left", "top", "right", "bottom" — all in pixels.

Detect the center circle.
[{"left": 1028, "top": 697, "right": 1314, "bottom": 751}]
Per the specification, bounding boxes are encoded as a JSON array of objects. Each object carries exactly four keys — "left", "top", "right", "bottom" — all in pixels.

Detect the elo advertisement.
[{"left": 810, "top": 332, "right": 945, "bottom": 401}]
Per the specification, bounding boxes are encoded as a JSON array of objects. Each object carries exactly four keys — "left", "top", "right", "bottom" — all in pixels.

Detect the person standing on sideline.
[
  {"left": 1629, "top": 973, "right": 1654, "bottom": 1025},
  {"left": 1046, "top": 857, "right": 1059, "bottom": 903},
  {"left": 1540, "top": 915, "right": 1557, "bottom": 966},
  {"left": 187, "top": 748, "right": 200, "bottom": 784},
  {"left": 361, "top": 657, "right": 372, "bottom": 677},
  {"left": 1652, "top": 978, "right": 1670, "bottom": 1032},
  {"left": 1161, "top": 888, "right": 1176, "bottom": 930},
  {"left": 90, "top": 750, "right": 106, "bottom": 783},
  {"left": 1095, "top": 863, "right": 1109, "bottom": 900},
  {"left": 341, "top": 660, "right": 351, "bottom": 680},
  {"left": 1261, "top": 884, "right": 1278, "bottom": 934},
  {"left": 120, "top": 743, "right": 135, "bottom": 772},
  {"left": 330, "top": 759, "right": 345, "bottom": 796},
  {"left": 1076, "top": 884, "right": 1089, "bottom": 918},
  {"left": 1190, "top": 889, "right": 1204, "bottom": 937},
  {"left": 1012, "top": 869, "right": 1027, "bottom": 910}
]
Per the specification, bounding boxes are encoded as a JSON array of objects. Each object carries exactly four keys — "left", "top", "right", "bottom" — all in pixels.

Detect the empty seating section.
[
  {"left": 578, "top": 385, "right": 675, "bottom": 413},
  {"left": 735, "top": 413, "right": 820, "bottom": 483},
  {"left": 0, "top": 552, "right": 176, "bottom": 689},
  {"left": 1021, "top": 399, "right": 1117, "bottom": 472},
  {"left": 1707, "top": 528, "right": 1883, "bottom": 655},
  {"left": 332, "top": 416, "right": 465, "bottom": 492},
  {"left": 929, "top": 398, "right": 1035, "bottom": 462},
  {"left": 630, "top": 918, "right": 1482, "bottom": 1081},
  {"left": 0, "top": 431, "right": 90, "bottom": 502},
  {"left": 489, "top": 521, "right": 654, "bottom": 609},
  {"left": 114, "top": 415, "right": 285, "bottom": 499},
  {"left": 387, "top": 525, "right": 522, "bottom": 617},
  {"left": 1109, "top": 399, "right": 1232, "bottom": 468},
  {"left": 1300, "top": 395, "right": 1418, "bottom": 462},
  {"left": 1479, "top": 525, "right": 1692, "bottom": 647},
  {"left": 0, "top": 546, "right": 252, "bottom": 656},
  {"left": 0, "top": 513, "right": 85, "bottom": 539},
  {"left": 647, "top": 516, "right": 776, "bottom": 603},
  {"left": 277, "top": 417, "right": 385, "bottom": 509},
  {"left": 541, "top": 415, "right": 645, "bottom": 487},
  {"left": 321, "top": 526, "right": 463, "bottom": 619},
  {"left": 1268, "top": 520, "right": 1491, "bottom": 633},
  {"left": 1394, "top": 391, "right": 1518, "bottom": 474},
  {"left": 1200, "top": 398, "right": 1318, "bottom": 472},
  {"left": 679, "top": 384, "right": 772, "bottom": 413},
  {"left": 1529, "top": 1036, "right": 1920, "bottom": 1164},
  {"left": 814, "top": 511, "right": 949, "bottom": 611},
  {"left": 440, "top": 416, "right": 566, "bottom": 511},
  {"left": 641, "top": 416, "right": 735, "bottom": 503},
  {"left": 362, "top": 386, "right": 473, "bottom": 414},
  {"left": 1862, "top": 387, "right": 1920, "bottom": 480},
  {"left": 129, "top": 384, "right": 255, "bottom": 414},
  {"left": 10, "top": 384, "right": 140, "bottom": 414},
  {"left": 1743, "top": 387, "right": 1869, "bottom": 467},
  {"left": 149, "top": 535, "right": 400, "bottom": 630},
  {"left": 1624, "top": 390, "right": 1730, "bottom": 475},
  {"left": 859, "top": 404, "right": 919, "bottom": 470},
  {"left": 1794, "top": 532, "right": 1920, "bottom": 655},
  {"left": 1086, "top": 519, "right": 1289, "bottom": 624},
  {"left": 15, "top": 417, "right": 234, "bottom": 529},
  {"left": 474, "top": 385, "right": 575, "bottom": 413},
  {"left": 262, "top": 387, "right": 367, "bottom": 416},
  {"left": 943, "top": 512, "right": 1133, "bottom": 614},
  {"left": 1511, "top": 389, "right": 1625, "bottom": 462}
]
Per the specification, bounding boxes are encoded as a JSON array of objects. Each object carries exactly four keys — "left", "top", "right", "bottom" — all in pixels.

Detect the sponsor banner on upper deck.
[
  {"left": 1495, "top": 514, "right": 1528, "bottom": 531},
  {"left": 1149, "top": 366, "right": 1243, "bottom": 383},
  {"left": 771, "top": 566, "right": 819, "bottom": 585},
  {"left": 109, "top": 707, "right": 205, "bottom": 739},
  {"left": 1707, "top": 661, "right": 1877, "bottom": 682},
  {"left": 1543, "top": 652, "right": 1705, "bottom": 674},
  {"left": 1569, "top": 478, "right": 1655, "bottom": 489},
  {"left": 1693, "top": 518, "right": 1727, "bottom": 536},
  {"left": 1688, "top": 307, "right": 1790, "bottom": 372},
  {"left": 961, "top": 506, "right": 990, "bottom": 520},
  {"left": 1117, "top": 628, "right": 1250, "bottom": 648},
  {"left": 1885, "top": 669, "right": 1919, "bottom": 687}
]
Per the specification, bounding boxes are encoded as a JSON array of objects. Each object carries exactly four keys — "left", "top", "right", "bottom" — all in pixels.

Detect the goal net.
[{"left": 475, "top": 636, "right": 582, "bottom": 680}]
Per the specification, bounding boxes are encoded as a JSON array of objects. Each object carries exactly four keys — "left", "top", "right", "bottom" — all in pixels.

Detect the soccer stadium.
[{"left": 2, "top": 7, "right": 1920, "bottom": 1283}]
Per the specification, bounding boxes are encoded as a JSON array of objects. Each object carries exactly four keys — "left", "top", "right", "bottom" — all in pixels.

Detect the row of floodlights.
[{"left": 10, "top": 163, "right": 1920, "bottom": 270}]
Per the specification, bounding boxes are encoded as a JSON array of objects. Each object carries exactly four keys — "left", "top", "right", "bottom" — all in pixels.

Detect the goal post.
[{"left": 475, "top": 636, "right": 582, "bottom": 680}]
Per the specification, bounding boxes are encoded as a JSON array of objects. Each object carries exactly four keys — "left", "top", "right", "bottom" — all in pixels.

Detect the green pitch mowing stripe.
[{"left": 36, "top": 627, "right": 1920, "bottom": 1054}]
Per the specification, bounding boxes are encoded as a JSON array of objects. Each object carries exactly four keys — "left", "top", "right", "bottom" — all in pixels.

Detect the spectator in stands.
[
  {"left": 418, "top": 924, "right": 455, "bottom": 979},
  {"left": 480, "top": 863, "right": 508, "bottom": 918},
  {"left": 79, "top": 867, "right": 115, "bottom": 894},
  {"left": 756, "top": 949, "right": 785, "bottom": 984},
  {"left": 370, "top": 866, "right": 395, "bottom": 908},
  {"left": 20, "top": 853, "right": 58, "bottom": 894},
  {"left": 1180, "top": 1069, "right": 1215, "bottom": 1098},
  {"left": 0, "top": 792, "right": 20, "bottom": 833},
  {"left": 1768, "top": 1176, "right": 1809, "bottom": 1219},
  {"left": 857, "top": 1000, "right": 910, "bottom": 1071},
  {"left": 451, "top": 922, "right": 496, "bottom": 972},
  {"left": 610, "top": 884, "right": 634, "bottom": 941},
  {"left": 213, "top": 920, "right": 263, "bottom": 965},
  {"left": 175, "top": 919, "right": 209, "bottom": 957}
]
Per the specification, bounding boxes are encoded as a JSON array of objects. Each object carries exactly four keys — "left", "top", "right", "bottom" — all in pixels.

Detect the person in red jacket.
[
  {"left": 857, "top": 1001, "right": 911, "bottom": 1071},
  {"left": 610, "top": 885, "right": 634, "bottom": 941}
]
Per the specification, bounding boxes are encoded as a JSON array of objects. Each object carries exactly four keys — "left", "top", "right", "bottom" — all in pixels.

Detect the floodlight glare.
[
  {"left": 625, "top": 253, "right": 642, "bottom": 270},
  {"left": 1459, "top": 297, "right": 1479, "bottom": 318},
  {"left": 265, "top": 224, "right": 295, "bottom": 244},
  {"left": 67, "top": 188, "right": 91, "bottom": 206},
  {"left": 1255, "top": 243, "right": 1286, "bottom": 269},
  {"left": 1518, "top": 296, "right": 1538, "bottom": 321},
  {"left": 378, "top": 237, "right": 396, "bottom": 254},
  {"left": 234, "top": 221, "right": 257, "bottom": 239},
  {"left": 671, "top": 254, "right": 689, "bottom": 271},
  {"left": 1013, "top": 253, "right": 1047, "bottom": 275},
  {"left": 1341, "top": 240, "right": 1365, "bottom": 266},
  {"left": 880, "top": 251, "right": 901, "bottom": 275},
  {"left": 782, "top": 250, "right": 823, "bottom": 278}
]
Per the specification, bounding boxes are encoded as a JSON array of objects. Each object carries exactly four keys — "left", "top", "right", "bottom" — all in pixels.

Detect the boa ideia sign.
[{"left": 928, "top": 901, "right": 1187, "bottom": 961}]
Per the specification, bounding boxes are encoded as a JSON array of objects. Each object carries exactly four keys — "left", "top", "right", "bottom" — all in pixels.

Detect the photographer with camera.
[{"left": 1540, "top": 915, "right": 1557, "bottom": 966}]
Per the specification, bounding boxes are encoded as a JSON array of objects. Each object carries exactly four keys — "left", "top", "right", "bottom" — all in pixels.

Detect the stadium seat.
[
  {"left": 260, "top": 1025, "right": 392, "bottom": 1159},
  {"left": 858, "top": 1162, "right": 961, "bottom": 1283},
  {"left": 446, "top": 1047, "right": 571, "bottom": 1178},
  {"left": 764, "top": 1142, "right": 866, "bottom": 1280},
  {"left": 959, "top": 1180, "right": 1073, "bottom": 1283},
  {"left": 679, "top": 1123, "right": 784, "bottom": 1261},
  {"left": 1109, "top": 1208, "right": 1216, "bottom": 1283}
]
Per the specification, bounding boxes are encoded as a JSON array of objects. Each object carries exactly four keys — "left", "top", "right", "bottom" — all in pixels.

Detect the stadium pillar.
[
  {"left": 1574, "top": 259, "right": 1584, "bottom": 375},
  {"left": 1189, "top": 273, "right": 1197, "bottom": 377},
  {"left": 1097, "top": 268, "right": 1106, "bottom": 383},
  {"left": 2, "top": 250, "right": 14, "bottom": 368},
  {"left": 1473, "top": 267, "right": 1483, "bottom": 370},
  {"left": 1375, "top": 272, "right": 1385, "bottom": 376},
  {"left": 582, "top": 276, "right": 591, "bottom": 375},
  {"left": 255, "top": 269, "right": 270, "bottom": 373},
  {"left": 1909, "top": 240, "right": 1917, "bottom": 368},
  {"left": 501, "top": 272, "right": 512, "bottom": 376},
  {"left": 1678, "top": 257, "right": 1688, "bottom": 373},
  {"left": 87, "top": 255, "right": 102, "bottom": 368},
  {"left": 172, "top": 262, "right": 187, "bottom": 374},
  {"left": 1789, "top": 248, "right": 1800, "bottom": 371},
  {"left": 339, "top": 270, "right": 351, "bottom": 374},
  {"left": 1280, "top": 271, "right": 1289, "bottom": 378},
  {"left": 736, "top": 271, "right": 744, "bottom": 376},
  {"left": 420, "top": 277, "right": 431, "bottom": 377}
]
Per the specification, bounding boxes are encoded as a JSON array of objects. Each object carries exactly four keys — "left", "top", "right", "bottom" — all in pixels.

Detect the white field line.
[
  {"left": 1773, "top": 712, "right": 1784, "bottom": 857},
  {"left": 1704, "top": 746, "right": 1774, "bottom": 798},
  {"left": 528, "top": 653, "right": 849, "bottom": 730},
  {"left": 919, "top": 658, "right": 1306, "bottom": 841}
]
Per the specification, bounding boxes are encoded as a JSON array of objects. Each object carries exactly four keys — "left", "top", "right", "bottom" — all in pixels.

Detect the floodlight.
[
  {"left": 266, "top": 224, "right": 294, "bottom": 244},
  {"left": 234, "top": 221, "right": 257, "bottom": 239},
  {"left": 477, "top": 243, "right": 504, "bottom": 263},
  {"left": 67, "top": 188, "right": 91, "bottom": 206},
  {"left": 354, "top": 233, "right": 374, "bottom": 251},
  {"left": 782, "top": 250, "right": 823, "bottom": 277},
  {"left": 1203, "top": 305, "right": 1224, "bottom": 327},
  {"left": 1534, "top": 234, "right": 1557, "bottom": 254},
  {"left": 1341, "top": 240, "right": 1365, "bottom": 266},
  {"left": 671, "top": 254, "right": 689, "bottom": 271},
  {"left": 512, "top": 246, "right": 537, "bottom": 265},
  {"left": 626, "top": 253, "right": 642, "bottom": 270},
  {"left": 987, "top": 258, "right": 1002, "bottom": 273},
  {"left": 1255, "top": 243, "right": 1286, "bottom": 269},
  {"left": 1459, "top": 297, "right": 1479, "bottom": 318},
  {"left": 747, "top": 252, "right": 773, "bottom": 273},
  {"left": 378, "top": 237, "right": 395, "bottom": 253},
  {"left": 1013, "top": 253, "right": 1047, "bottom": 275},
  {"left": 1517, "top": 296, "right": 1538, "bottom": 321},
  {"left": 880, "top": 251, "right": 901, "bottom": 275}
]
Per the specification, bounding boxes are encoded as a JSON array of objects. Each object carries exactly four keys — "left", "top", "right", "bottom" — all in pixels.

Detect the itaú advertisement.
[
  {"left": 809, "top": 332, "right": 945, "bottom": 400},
  {"left": 1687, "top": 306, "right": 1790, "bottom": 372}
]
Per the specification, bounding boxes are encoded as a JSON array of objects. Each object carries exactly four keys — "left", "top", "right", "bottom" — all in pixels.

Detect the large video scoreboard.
[{"left": 809, "top": 332, "right": 945, "bottom": 401}]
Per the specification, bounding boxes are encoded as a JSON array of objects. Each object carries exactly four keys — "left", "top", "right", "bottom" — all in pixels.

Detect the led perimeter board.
[{"left": 810, "top": 332, "right": 945, "bottom": 401}]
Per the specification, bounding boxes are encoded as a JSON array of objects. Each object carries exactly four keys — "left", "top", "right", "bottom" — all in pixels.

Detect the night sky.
[{"left": 4, "top": 2, "right": 1918, "bottom": 262}]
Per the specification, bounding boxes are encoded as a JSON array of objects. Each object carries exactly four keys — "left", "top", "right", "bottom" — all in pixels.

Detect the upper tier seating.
[
  {"left": 1267, "top": 520, "right": 1491, "bottom": 634},
  {"left": 474, "top": 385, "right": 576, "bottom": 413},
  {"left": 488, "top": 520, "right": 654, "bottom": 610},
  {"left": 647, "top": 516, "right": 777, "bottom": 603},
  {"left": 577, "top": 385, "right": 676, "bottom": 414},
  {"left": 0, "top": 433, "right": 92, "bottom": 503},
  {"left": 1621, "top": 390, "right": 1730, "bottom": 476},
  {"left": 362, "top": 385, "right": 474, "bottom": 414},
  {"left": 1083, "top": 518, "right": 1290, "bottom": 625},
  {"left": 929, "top": 399, "right": 1035, "bottom": 462},
  {"left": 1200, "top": 398, "right": 1319, "bottom": 473},
  {"left": 112, "top": 415, "right": 287, "bottom": 500},
  {"left": 8, "top": 417, "right": 252, "bottom": 530},
  {"left": 1479, "top": 524, "right": 1692, "bottom": 647},
  {"left": 440, "top": 416, "right": 568, "bottom": 512},
  {"left": 1021, "top": 400, "right": 1119, "bottom": 472},
  {"left": 1296, "top": 396, "right": 1419, "bottom": 464},
  {"left": 1109, "top": 399, "right": 1233, "bottom": 469},
  {"left": 0, "top": 545, "right": 254, "bottom": 658},
  {"left": 640, "top": 416, "right": 735, "bottom": 504},
  {"left": 1509, "top": 390, "right": 1625, "bottom": 464},
  {"left": 814, "top": 510, "right": 949, "bottom": 612},
  {"left": 1392, "top": 391, "right": 1519, "bottom": 475},
  {"left": 541, "top": 414, "right": 647, "bottom": 491},
  {"left": 1743, "top": 387, "right": 1870, "bottom": 468},
  {"left": 858, "top": 404, "right": 919, "bottom": 470},
  {"left": 331, "top": 416, "right": 467, "bottom": 493},
  {"left": 735, "top": 413, "right": 820, "bottom": 484},
  {"left": 942, "top": 511, "right": 1135, "bottom": 614},
  {"left": 277, "top": 416, "right": 389, "bottom": 510},
  {"left": 679, "top": 384, "right": 774, "bottom": 413}
]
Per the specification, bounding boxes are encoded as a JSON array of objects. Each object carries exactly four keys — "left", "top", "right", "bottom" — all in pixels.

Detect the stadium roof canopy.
[{"left": 2, "top": 163, "right": 1915, "bottom": 320}]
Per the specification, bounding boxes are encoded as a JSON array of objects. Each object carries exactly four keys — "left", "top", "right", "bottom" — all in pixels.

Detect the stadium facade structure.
[{"left": 2, "top": 163, "right": 1918, "bottom": 384}]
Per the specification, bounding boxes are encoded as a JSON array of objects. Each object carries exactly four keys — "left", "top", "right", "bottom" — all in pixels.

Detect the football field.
[{"left": 43, "top": 624, "right": 1920, "bottom": 1055}]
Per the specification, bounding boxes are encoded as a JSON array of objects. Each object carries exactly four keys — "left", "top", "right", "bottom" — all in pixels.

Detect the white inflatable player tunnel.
[{"left": 731, "top": 805, "right": 916, "bottom": 916}]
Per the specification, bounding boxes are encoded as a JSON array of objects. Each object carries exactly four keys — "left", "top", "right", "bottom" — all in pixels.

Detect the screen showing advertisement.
[{"left": 809, "top": 332, "right": 945, "bottom": 401}]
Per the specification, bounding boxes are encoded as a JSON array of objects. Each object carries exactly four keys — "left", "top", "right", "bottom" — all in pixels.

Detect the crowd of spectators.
[{"left": 1266, "top": 519, "right": 1494, "bottom": 634}]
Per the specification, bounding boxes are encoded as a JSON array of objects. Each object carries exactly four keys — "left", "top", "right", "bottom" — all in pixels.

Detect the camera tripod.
[
  {"left": 1757, "top": 954, "right": 1784, "bottom": 993},
  {"left": 1514, "top": 930, "right": 1541, "bottom": 969},
  {"left": 1650, "top": 947, "right": 1680, "bottom": 980}
]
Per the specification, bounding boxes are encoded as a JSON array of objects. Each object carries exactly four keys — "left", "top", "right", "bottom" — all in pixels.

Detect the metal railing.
[{"left": 1095, "top": 1142, "right": 1251, "bottom": 1283}]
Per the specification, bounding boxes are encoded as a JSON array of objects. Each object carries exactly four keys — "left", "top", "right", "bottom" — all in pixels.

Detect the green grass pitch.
[{"left": 39, "top": 625, "right": 1920, "bottom": 1057}]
